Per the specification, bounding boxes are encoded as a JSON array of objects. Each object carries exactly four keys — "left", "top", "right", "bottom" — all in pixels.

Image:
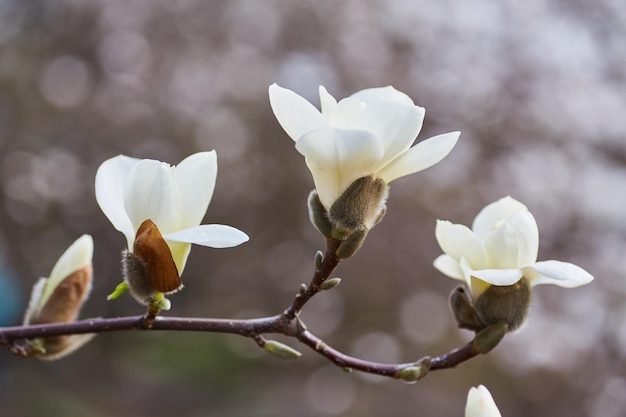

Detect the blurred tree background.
[{"left": 0, "top": 0, "right": 625, "bottom": 416}]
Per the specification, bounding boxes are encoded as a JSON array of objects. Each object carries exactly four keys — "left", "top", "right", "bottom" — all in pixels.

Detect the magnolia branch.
[{"left": 0, "top": 238, "right": 490, "bottom": 381}]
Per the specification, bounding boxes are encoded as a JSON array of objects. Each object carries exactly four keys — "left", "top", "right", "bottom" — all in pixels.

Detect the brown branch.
[{"left": 0, "top": 238, "right": 488, "bottom": 379}]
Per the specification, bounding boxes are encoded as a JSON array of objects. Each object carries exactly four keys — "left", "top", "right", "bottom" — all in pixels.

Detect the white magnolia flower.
[
  {"left": 95, "top": 151, "right": 249, "bottom": 277},
  {"left": 269, "top": 83, "right": 460, "bottom": 210},
  {"left": 465, "top": 385, "right": 502, "bottom": 417},
  {"left": 434, "top": 196, "right": 593, "bottom": 298}
]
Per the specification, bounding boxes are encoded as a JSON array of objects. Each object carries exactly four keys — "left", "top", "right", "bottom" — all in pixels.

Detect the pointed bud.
[
  {"left": 308, "top": 190, "right": 332, "bottom": 238},
  {"left": 121, "top": 219, "right": 182, "bottom": 306},
  {"left": 335, "top": 229, "right": 368, "bottom": 259},
  {"left": 264, "top": 340, "right": 302, "bottom": 359},
  {"left": 320, "top": 277, "right": 342, "bottom": 290},
  {"left": 314, "top": 250, "right": 324, "bottom": 270},
  {"left": 449, "top": 286, "right": 484, "bottom": 331},
  {"left": 23, "top": 235, "right": 96, "bottom": 360},
  {"left": 396, "top": 357, "right": 431, "bottom": 384},
  {"left": 473, "top": 277, "right": 531, "bottom": 331},
  {"left": 328, "top": 175, "right": 388, "bottom": 240},
  {"left": 472, "top": 323, "right": 508, "bottom": 354}
]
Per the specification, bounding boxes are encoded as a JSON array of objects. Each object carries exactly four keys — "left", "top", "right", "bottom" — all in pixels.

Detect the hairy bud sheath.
[
  {"left": 450, "top": 278, "right": 532, "bottom": 332},
  {"left": 25, "top": 266, "right": 95, "bottom": 360},
  {"left": 122, "top": 219, "right": 182, "bottom": 306}
]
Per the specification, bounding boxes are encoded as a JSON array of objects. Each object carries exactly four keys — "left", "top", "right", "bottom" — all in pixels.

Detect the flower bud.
[
  {"left": 320, "top": 277, "right": 342, "bottom": 290},
  {"left": 449, "top": 286, "right": 484, "bottom": 331},
  {"left": 264, "top": 340, "right": 302, "bottom": 359},
  {"left": 472, "top": 323, "right": 508, "bottom": 354},
  {"left": 308, "top": 190, "right": 333, "bottom": 238},
  {"left": 23, "top": 235, "right": 96, "bottom": 360},
  {"left": 396, "top": 357, "right": 431, "bottom": 384}
]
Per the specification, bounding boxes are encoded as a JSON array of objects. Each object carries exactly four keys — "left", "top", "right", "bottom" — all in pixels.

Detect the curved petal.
[
  {"left": 350, "top": 86, "right": 415, "bottom": 106},
  {"left": 435, "top": 220, "right": 488, "bottom": 269},
  {"left": 483, "top": 211, "right": 538, "bottom": 269},
  {"left": 470, "top": 268, "right": 524, "bottom": 286},
  {"left": 164, "top": 224, "right": 249, "bottom": 248},
  {"left": 296, "top": 127, "right": 384, "bottom": 209},
  {"left": 269, "top": 83, "right": 328, "bottom": 141},
  {"left": 377, "top": 131, "right": 460, "bottom": 183},
  {"left": 465, "top": 385, "right": 502, "bottom": 417},
  {"left": 123, "top": 159, "right": 182, "bottom": 236},
  {"left": 350, "top": 101, "right": 425, "bottom": 169},
  {"left": 95, "top": 155, "right": 139, "bottom": 247},
  {"left": 175, "top": 151, "right": 217, "bottom": 229},
  {"left": 523, "top": 260, "right": 594, "bottom": 288},
  {"left": 329, "top": 97, "right": 366, "bottom": 128},
  {"left": 433, "top": 254, "right": 464, "bottom": 280},
  {"left": 472, "top": 196, "right": 529, "bottom": 240},
  {"left": 41, "top": 235, "right": 94, "bottom": 309},
  {"left": 319, "top": 86, "right": 337, "bottom": 121}
]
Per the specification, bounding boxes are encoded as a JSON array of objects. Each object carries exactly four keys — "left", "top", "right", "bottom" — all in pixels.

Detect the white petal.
[
  {"left": 319, "top": 86, "right": 337, "bottom": 121},
  {"left": 296, "top": 127, "right": 384, "bottom": 209},
  {"left": 483, "top": 211, "right": 538, "bottom": 269},
  {"left": 269, "top": 83, "right": 328, "bottom": 141},
  {"left": 40, "top": 235, "right": 94, "bottom": 309},
  {"left": 350, "top": 101, "right": 425, "bottom": 170},
  {"left": 465, "top": 385, "right": 502, "bottom": 417},
  {"left": 377, "top": 131, "right": 460, "bottom": 183},
  {"left": 472, "top": 196, "right": 529, "bottom": 240},
  {"left": 523, "top": 260, "right": 594, "bottom": 288},
  {"left": 329, "top": 97, "right": 366, "bottom": 128},
  {"left": 433, "top": 254, "right": 464, "bottom": 280},
  {"left": 123, "top": 159, "right": 182, "bottom": 236},
  {"left": 435, "top": 220, "right": 488, "bottom": 269},
  {"left": 349, "top": 85, "right": 415, "bottom": 106},
  {"left": 95, "top": 155, "right": 139, "bottom": 247},
  {"left": 175, "top": 151, "right": 217, "bottom": 229},
  {"left": 470, "top": 268, "right": 524, "bottom": 286},
  {"left": 164, "top": 224, "right": 249, "bottom": 248}
]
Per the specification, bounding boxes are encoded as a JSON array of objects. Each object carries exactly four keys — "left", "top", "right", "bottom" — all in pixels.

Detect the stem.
[
  {"left": 0, "top": 237, "right": 487, "bottom": 378},
  {"left": 284, "top": 238, "right": 341, "bottom": 319}
]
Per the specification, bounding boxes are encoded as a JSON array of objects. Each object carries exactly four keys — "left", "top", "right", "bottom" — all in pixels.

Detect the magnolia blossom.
[
  {"left": 24, "top": 234, "right": 95, "bottom": 360},
  {"left": 434, "top": 196, "right": 593, "bottom": 298},
  {"left": 269, "top": 83, "right": 459, "bottom": 210},
  {"left": 465, "top": 385, "right": 502, "bottom": 417},
  {"left": 95, "top": 151, "right": 249, "bottom": 278}
]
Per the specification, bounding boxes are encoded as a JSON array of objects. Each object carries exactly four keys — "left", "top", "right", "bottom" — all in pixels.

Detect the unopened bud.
[
  {"left": 472, "top": 323, "right": 508, "bottom": 354},
  {"left": 314, "top": 250, "right": 324, "bottom": 270},
  {"left": 335, "top": 229, "right": 368, "bottom": 259},
  {"left": 23, "top": 235, "right": 96, "bottom": 360},
  {"left": 264, "top": 340, "right": 302, "bottom": 359},
  {"left": 308, "top": 190, "right": 332, "bottom": 238},
  {"left": 449, "top": 286, "right": 484, "bottom": 331},
  {"left": 396, "top": 357, "right": 431, "bottom": 384},
  {"left": 320, "top": 277, "right": 342, "bottom": 290}
]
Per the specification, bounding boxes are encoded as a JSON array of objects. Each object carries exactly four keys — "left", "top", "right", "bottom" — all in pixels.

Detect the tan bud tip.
[{"left": 264, "top": 340, "right": 302, "bottom": 359}]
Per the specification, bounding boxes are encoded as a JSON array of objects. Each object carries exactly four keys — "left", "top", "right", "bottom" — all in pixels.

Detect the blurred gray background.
[{"left": 0, "top": 0, "right": 624, "bottom": 416}]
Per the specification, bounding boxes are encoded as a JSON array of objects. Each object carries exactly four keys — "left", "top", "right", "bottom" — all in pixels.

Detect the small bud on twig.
[{"left": 264, "top": 340, "right": 302, "bottom": 359}]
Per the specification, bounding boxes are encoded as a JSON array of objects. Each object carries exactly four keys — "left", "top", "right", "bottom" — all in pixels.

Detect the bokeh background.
[{"left": 0, "top": 0, "right": 625, "bottom": 416}]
